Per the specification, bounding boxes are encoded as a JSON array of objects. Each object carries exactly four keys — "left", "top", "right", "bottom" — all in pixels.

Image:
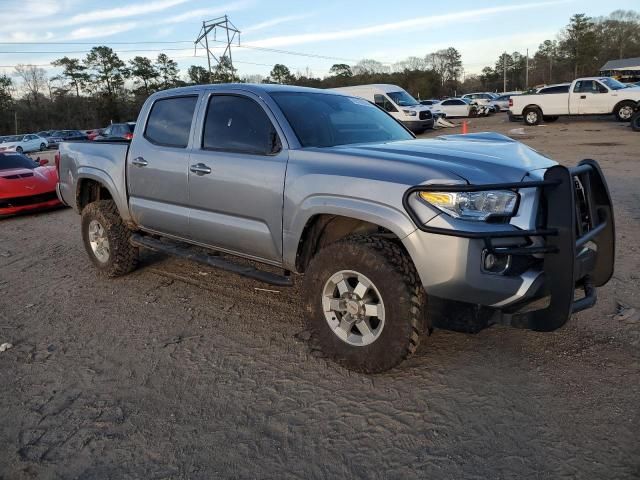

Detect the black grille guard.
[{"left": 402, "top": 159, "right": 615, "bottom": 331}]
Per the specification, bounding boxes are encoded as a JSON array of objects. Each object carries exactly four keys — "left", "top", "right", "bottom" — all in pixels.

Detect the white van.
[{"left": 331, "top": 84, "right": 435, "bottom": 133}]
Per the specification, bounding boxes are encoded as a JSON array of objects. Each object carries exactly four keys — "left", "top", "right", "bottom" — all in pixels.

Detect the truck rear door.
[
  {"left": 127, "top": 94, "right": 199, "bottom": 238},
  {"left": 186, "top": 91, "right": 288, "bottom": 263},
  {"left": 570, "top": 80, "right": 611, "bottom": 114}
]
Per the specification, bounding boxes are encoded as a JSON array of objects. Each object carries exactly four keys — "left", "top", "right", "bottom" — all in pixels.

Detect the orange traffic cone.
[{"left": 462, "top": 121, "right": 468, "bottom": 134}]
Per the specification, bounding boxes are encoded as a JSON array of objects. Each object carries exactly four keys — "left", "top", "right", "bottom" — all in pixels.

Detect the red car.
[{"left": 0, "top": 152, "right": 61, "bottom": 216}]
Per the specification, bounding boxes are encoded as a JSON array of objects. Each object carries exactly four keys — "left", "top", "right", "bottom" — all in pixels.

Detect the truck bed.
[{"left": 57, "top": 140, "right": 132, "bottom": 222}]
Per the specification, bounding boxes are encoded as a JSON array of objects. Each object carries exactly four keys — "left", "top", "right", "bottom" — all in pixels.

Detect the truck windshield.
[
  {"left": 599, "top": 77, "right": 627, "bottom": 90},
  {"left": 271, "top": 92, "right": 413, "bottom": 148},
  {"left": 386, "top": 90, "right": 419, "bottom": 106}
]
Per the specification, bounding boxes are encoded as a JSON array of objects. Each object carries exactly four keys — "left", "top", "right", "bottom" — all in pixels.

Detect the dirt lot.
[{"left": 1, "top": 114, "right": 639, "bottom": 479}]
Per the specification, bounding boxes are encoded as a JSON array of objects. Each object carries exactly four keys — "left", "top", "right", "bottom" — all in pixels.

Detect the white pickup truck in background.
[{"left": 509, "top": 77, "right": 640, "bottom": 125}]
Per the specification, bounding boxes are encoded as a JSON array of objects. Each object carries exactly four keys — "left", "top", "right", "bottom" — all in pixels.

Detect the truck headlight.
[
  {"left": 419, "top": 190, "right": 518, "bottom": 221},
  {"left": 403, "top": 109, "right": 417, "bottom": 117}
]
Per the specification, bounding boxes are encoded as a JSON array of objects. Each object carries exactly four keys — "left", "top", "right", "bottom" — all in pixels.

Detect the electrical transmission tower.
[{"left": 194, "top": 15, "right": 240, "bottom": 83}]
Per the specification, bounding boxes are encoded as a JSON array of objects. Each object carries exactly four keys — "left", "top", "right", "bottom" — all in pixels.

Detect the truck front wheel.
[
  {"left": 303, "top": 235, "right": 426, "bottom": 373},
  {"left": 523, "top": 107, "right": 542, "bottom": 126},
  {"left": 614, "top": 101, "right": 635, "bottom": 122},
  {"left": 81, "top": 200, "right": 139, "bottom": 277}
]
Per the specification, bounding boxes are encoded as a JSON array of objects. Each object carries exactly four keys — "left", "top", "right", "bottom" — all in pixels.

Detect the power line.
[{"left": 0, "top": 38, "right": 358, "bottom": 62}]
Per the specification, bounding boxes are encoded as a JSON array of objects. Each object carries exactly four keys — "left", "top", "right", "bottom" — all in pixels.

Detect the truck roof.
[
  {"left": 331, "top": 84, "right": 406, "bottom": 93},
  {"left": 150, "top": 83, "right": 350, "bottom": 97}
]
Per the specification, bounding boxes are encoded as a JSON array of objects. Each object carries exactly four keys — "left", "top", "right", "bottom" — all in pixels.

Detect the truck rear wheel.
[
  {"left": 81, "top": 200, "right": 138, "bottom": 277},
  {"left": 523, "top": 107, "right": 542, "bottom": 126},
  {"left": 302, "top": 235, "right": 426, "bottom": 373},
  {"left": 614, "top": 101, "right": 635, "bottom": 122}
]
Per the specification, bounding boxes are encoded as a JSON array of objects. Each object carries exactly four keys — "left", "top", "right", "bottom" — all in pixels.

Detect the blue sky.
[{"left": 0, "top": 0, "right": 633, "bottom": 80}]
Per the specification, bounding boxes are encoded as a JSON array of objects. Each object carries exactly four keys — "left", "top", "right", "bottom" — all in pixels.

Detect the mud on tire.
[
  {"left": 303, "top": 235, "right": 427, "bottom": 373},
  {"left": 81, "top": 200, "right": 139, "bottom": 277}
]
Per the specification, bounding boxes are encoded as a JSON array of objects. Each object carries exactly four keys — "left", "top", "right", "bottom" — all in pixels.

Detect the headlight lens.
[
  {"left": 403, "top": 109, "right": 417, "bottom": 117},
  {"left": 419, "top": 190, "right": 518, "bottom": 221}
]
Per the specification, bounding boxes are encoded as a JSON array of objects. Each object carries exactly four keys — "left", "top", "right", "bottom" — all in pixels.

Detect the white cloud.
[
  {"left": 242, "top": 13, "right": 313, "bottom": 34},
  {"left": 67, "top": 22, "right": 138, "bottom": 40},
  {"left": 61, "top": 0, "right": 189, "bottom": 26},
  {"left": 160, "top": 0, "right": 253, "bottom": 24},
  {"left": 247, "top": 0, "right": 572, "bottom": 48}
]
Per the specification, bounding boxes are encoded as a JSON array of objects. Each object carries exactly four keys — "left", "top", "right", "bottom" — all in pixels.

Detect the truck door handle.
[
  {"left": 580, "top": 95, "right": 586, "bottom": 99},
  {"left": 190, "top": 163, "right": 212, "bottom": 175},
  {"left": 131, "top": 157, "right": 148, "bottom": 167}
]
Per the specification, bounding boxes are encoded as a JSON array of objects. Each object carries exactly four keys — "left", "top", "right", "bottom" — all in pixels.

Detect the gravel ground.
[{"left": 1, "top": 114, "right": 639, "bottom": 479}]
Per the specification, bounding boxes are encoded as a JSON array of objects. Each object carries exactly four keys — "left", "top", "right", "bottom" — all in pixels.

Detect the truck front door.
[
  {"left": 571, "top": 80, "right": 611, "bottom": 114},
  {"left": 127, "top": 94, "right": 199, "bottom": 239},
  {"left": 187, "top": 91, "right": 288, "bottom": 263}
]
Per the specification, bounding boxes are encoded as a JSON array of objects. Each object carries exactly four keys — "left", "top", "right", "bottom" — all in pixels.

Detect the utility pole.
[
  {"left": 14, "top": 111, "right": 17, "bottom": 134},
  {"left": 503, "top": 54, "right": 507, "bottom": 93},
  {"left": 525, "top": 48, "right": 529, "bottom": 88},
  {"left": 194, "top": 15, "right": 240, "bottom": 83}
]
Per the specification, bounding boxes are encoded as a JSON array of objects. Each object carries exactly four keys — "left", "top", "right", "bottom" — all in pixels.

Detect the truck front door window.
[
  {"left": 144, "top": 96, "right": 198, "bottom": 148},
  {"left": 203, "top": 95, "right": 280, "bottom": 155}
]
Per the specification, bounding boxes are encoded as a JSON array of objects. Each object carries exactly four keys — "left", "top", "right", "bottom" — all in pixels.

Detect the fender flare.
[
  {"left": 75, "top": 166, "right": 132, "bottom": 223},
  {"left": 283, "top": 194, "right": 420, "bottom": 269}
]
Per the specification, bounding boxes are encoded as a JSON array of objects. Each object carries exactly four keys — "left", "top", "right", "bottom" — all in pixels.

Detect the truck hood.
[{"left": 327, "top": 132, "right": 556, "bottom": 184}]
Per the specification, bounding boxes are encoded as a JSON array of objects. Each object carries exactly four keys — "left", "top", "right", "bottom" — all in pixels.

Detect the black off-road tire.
[
  {"left": 303, "top": 235, "right": 427, "bottom": 373},
  {"left": 81, "top": 200, "right": 138, "bottom": 277},
  {"left": 523, "top": 107, "right": 542, "bottom": 126},
  {"left": 543, "top": 115, "right": 559, "bottom": 123},
  {"left": 631, "top": 111, "right": 640, "bottom": 132},
  {"left": 614, "top": 100, "right": 635, "bottom": 122}
]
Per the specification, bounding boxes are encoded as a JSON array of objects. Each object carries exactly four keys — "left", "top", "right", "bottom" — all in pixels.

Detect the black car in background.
[
  {"left": 47, "top": 130, "right": 88, "bottom": 148},
  {"left": 95, "top": 123, "right": 136, "bottom": 140}
]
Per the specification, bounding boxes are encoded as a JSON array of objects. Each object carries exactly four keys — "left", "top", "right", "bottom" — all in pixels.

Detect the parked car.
[
  {"left": 0, "top": 152, "right": 60, "bottom": 216},
  {"left": 95, "top": 123, "right": 136, "bottom": 140},
  {"left": 331, "top": 84, "right": 435, "bottom": 133},
  {"left": 56, "top": 84, "right": 615, "bottom": 373},
  {"left": 490, "top": 94, "right": 517, "bottom": 112},
  {"left": 426, "top": 98, "right": 478, "bottom": 117},
  {"left": 45, "top": 130, "right": 88, "bottom": 149},
  {"left": 461, "top": 92, "right": 498, "bottom": 106},
  {"left": 0, "top": 134, "right": 48, "bottom": 153},
  {"left": 85, "top": 128, "right": 104, "bottom": 141},
  {"left": 509, "top": 77, "right": 640, "bottom": 125}
]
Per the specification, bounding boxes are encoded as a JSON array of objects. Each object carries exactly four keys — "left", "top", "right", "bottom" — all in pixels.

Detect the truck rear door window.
[
  {"left": 202, "top": 95, "right": 279, "bottom": 155},
  {"left": 144, "top": 95, "right": 198, "bottom": 148}
]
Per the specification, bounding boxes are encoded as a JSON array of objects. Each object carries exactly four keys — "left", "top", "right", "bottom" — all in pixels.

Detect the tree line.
[{"left": 0, "top": 9, "right": 638, "bottom": 135}]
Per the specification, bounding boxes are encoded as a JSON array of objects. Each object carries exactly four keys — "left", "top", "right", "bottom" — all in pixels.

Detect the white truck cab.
[
  {"left": 510, "top": 77, "right": 640, "bottom": 125},
  {"left": 331, "top": 84, "right": 435, "bottom": 133}
]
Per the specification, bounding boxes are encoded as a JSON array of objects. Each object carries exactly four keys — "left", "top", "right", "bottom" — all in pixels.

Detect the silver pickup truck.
[{"left": 56, "top": 84, "right": 615, "bottom": 373}]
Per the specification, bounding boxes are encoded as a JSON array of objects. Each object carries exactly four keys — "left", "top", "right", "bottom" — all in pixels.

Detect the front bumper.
[
  {"left": 0, "top": 191, "right": 61, "bottom": 216},
  {"left": 402, "top": 160, "right": 615, "bottom": 331},
  {"left": 403, "top": 119, "right": 435, "bottom": 133}
]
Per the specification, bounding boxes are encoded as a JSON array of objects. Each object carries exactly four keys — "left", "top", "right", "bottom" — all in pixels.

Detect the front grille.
[
  {"left": 419, "top": 110, "right": 432, "bottom": 120},
  {"left": 0, "top": 191, "right": 57, "bottom": 208}
]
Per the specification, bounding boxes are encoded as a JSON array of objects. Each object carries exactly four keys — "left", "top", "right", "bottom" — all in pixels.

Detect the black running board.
[{"left": 130, "top": 234, "right": 293, "bottom": 287}]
